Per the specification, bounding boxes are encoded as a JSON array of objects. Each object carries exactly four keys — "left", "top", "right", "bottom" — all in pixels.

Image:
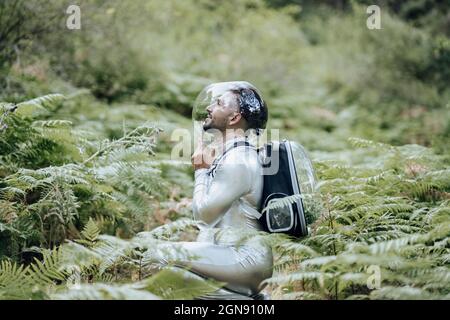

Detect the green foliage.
[
  {"left": 0, "top": 94, "right": 178, "bottom": 260},
  {"left": 143, "top": 267, "right": 224, "bottom": 300},
  {"left": 0, "top": 92, "right": 208, "bottom": 298},
  {"left": 75, "top": 218, "right": 100, "bottom": 247},
  {"left": 264, "top": 138, "right": 450, "bottom": 300},
  {"left": 0, "top": 0, "right": 448, "bottom": 300},
  {"left": 2, "top": 0, "right": 448, "bottom": 151},
  {"left": 0, "top": 235, "right": 223, "bottom": 300},
  {"left": 52, "top": 282, "right": 161, "bottom": 300},
  {"left": 0, "top": 260, "right": 34, "bottom": 300},
  {"left": 0, "top": 1, "right": 66, "bottom": 72}
]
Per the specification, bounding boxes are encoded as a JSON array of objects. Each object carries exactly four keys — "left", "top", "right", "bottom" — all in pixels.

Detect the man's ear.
[{"left": 228, "top": 112, "right": 242, "bottom": 126}]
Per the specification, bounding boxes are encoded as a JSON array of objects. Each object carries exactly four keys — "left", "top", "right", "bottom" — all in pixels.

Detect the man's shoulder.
[{"left": 221, "top": 145, "right": 260, "bottom": 166}]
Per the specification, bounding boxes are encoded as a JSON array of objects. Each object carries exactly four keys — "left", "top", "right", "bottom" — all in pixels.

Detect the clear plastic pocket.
[{"left": 266, "top": 196, "right": 294, "bottom": 232}]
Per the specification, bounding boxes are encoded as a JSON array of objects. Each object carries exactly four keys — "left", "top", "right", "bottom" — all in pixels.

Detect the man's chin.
[{"left": 202, "top": 120, "right": 212, "bottom": 131}]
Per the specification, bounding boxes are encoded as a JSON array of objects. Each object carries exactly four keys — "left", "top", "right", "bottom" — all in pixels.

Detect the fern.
[
  {"left": 142, "top": 267, "right": 224, "bottom": 300},
  {"left": 52, "top": 282, "right": 161, "bottom": 300},
  {"left": 91, "top": 235, "right": 137, "bottom": 274},
  {"left": 29, "top": 247, "right": 70, "bottom": 286},
  {"left": 370, "top": 286, "right": 435, "bottom": 300},
  {"left": 14, "top": 94, "right": 66, "bottom": 117},
  {"left": 0, "top": 260, "right": 34, "bottom": 300},
  {"left": 348, "top": 137, "right": 395, "bottom": 150},
  {"left": 263, "top": 138, "right": 450, "bottom": 300},
  {"left": 76, "top": 218, "right": 100, "bottom": 247},
  {"left": 1, "top": 92, "right": 449, "bottom": 300},
  {"left": 32, "top": 120, "right": 73, "bottom": 128},
  {"left": 16, "top": 94, "right": 66, "bottom": 109}
]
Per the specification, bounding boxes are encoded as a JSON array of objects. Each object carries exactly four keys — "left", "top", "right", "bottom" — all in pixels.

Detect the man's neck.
[
  {"left": 209, "top": 129, "right": 247, "bottom": 155},
  {"left": 222, "top": 130, "right": 246, "bottom": 147}
]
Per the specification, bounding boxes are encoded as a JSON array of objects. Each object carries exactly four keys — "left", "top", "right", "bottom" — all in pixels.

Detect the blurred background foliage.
[
  {"left": 0, "top": 0, "right": 449, "bottom": 299},
  {"left": 1, "top": 0, "right": 448, "bottom": 153}
]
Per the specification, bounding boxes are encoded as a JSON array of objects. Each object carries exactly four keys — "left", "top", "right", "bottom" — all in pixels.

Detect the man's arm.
[{"left": 192, "top": 152, "right": 252, "bottom": 226}]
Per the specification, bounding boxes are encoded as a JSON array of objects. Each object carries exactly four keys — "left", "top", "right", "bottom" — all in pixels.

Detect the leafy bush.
[
  {"left": 264, "top": 138, "right": 449, "bottom": 300},
  {"left": 0, "top": 0, "right": 448, "bottom": 300},
  {"left": 0, "top": 94, "right": 186, "bottom": 261}
]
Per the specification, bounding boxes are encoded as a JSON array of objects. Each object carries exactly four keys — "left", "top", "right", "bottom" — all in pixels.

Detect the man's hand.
[{"left": 191, "top": 145, "right": 216, "bottom": 171}]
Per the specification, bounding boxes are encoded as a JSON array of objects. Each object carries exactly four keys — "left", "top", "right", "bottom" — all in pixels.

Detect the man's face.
[{"left": 203, "top": 91, "right": 239, "bottom": 132}]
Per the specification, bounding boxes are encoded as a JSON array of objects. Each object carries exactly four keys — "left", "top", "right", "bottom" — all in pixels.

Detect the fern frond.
[
  {"left": 281, "top": 291, "right": 322, "bottom": 300},
  {"left": 142, "top": 267, "right": 224, "bottom": 300},
  {"left": 136, "top": 218, "right": 200, "bottom": 241},
  {"left": 0, "top": 260, "right": 33, "bottom": 300},
  {"left": 92, "top": 235, "right": 136, "bottom": 274},
  {"left": 76, "top": 218, "right": 100, "bottom": 247},
  {"left": 30, "top": 247, "right": 70, "bottom": 286},
  {"left": 52, "top": 282, "right": 160, "bottom": 300},
  {"left": 261, "top": 194, "right": 303, "bottom": 214},
  {"left": 14, "top": 94, "right": 65, "bottom": 117},
  {"left": 348, "top": 137, "right": 394, "bottom": 150},
  {"left": 60, "top": 241, "right": 102, "bottom": 269},
  {"left": 32, "top": 120, "right": 73, "bottom": 128},
  {"left": 17, "top": 94, "right": 65, "bottom": 108},
  {"left": 370, "top": 286, "right": 434, "bottom": 300}
]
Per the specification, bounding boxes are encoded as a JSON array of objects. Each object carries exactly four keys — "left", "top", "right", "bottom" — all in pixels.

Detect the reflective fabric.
[
  {"left": 149, "top": 137, "right": 273, "bottom": 297},
  {"left": 148, "top": 235, "right": 272, "bottom": 296},
  {"left": 192, "top": 137, "right": 264, "bottom": 229}
]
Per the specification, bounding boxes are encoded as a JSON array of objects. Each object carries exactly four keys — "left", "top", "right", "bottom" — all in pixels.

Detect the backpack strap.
[{"left": 207, "top": 140, "right": 254, "bottom": 177}]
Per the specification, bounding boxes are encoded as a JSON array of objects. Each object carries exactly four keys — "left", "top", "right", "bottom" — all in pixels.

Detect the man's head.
[{"left": 200, "top": 82, "right": 268, "bottom": 134}]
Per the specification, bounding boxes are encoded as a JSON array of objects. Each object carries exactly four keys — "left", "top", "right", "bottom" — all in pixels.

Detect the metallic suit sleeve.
[{"left": 192, "top": 151, "right": 252, "bottom": 226}]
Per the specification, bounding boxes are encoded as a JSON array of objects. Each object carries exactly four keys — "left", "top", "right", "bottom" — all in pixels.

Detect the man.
[
  {"left": 149, "top": 81, "right": 272, "bottom": 299},
  {"left": 188, "top": 81, "right": 272, "bottom": 298},
  {"left": 191, "top": 81, "right": 268, "bottom": 228}
]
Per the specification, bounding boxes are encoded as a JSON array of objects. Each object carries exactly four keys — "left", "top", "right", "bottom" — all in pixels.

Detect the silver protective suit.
[{"left": 149, "top": 137, "right": 273, "bottom": 298}]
